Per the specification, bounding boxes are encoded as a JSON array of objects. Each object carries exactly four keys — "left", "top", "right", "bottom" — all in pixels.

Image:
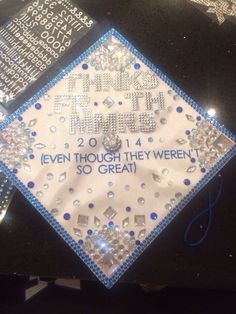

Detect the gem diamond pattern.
[{"left": 0, "top": 29, "right": 235, "bottom": 288}]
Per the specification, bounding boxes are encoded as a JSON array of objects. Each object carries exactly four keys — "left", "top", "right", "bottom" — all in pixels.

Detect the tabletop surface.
[{"left": 0, "top": 0, "right": 235, "bottom": 290}]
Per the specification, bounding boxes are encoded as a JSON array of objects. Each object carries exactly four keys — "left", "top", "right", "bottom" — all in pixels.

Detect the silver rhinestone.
[
  {"left": 23, "top": 164, "right": 31, "bottom": 172},
  {"left": 73, "top": 200, "right": 80, "bottom": 207},
  {"left": 176, "top": 138, "right": 187, "bottom": 145},
  {"left": 34, "top": 143, "right": 46, "bottom": 149},
  {"left": 137, "top": 197, "right": 145, "bottom": 205},
  {"left": 187, "top": 166, "right": 197, "bottom": 173},
  {"left": 64, "top": 143, "right": 69, "bottom": 148},
  {"left": 51, "top": 208, "right": 59, "bottom": 215},
  {"left": 135, "top": 215, "right": 146, "bottom": 226},
  {"left": 138, "top": 229, "right": 146, "bottom": 239},
  {"left": 125, "top": 185, "right": 130, "bottom": 191},
  {"left": 46, "top": 173, "right": 54, "bottom": 180},
  {"left": 50, "top": 126, "right": 57, "bottom": 133},
  {"left": 43, "top": 184, "right": 49, "bottom": 189},
  {"left": 108, "top": 181, "right": 113, "bottom": 187},
  {"left": 159, "top": 137, "right": 165, "bottom": 143},
  {"left": 122, "top": 217, "right": 129, "bottom": 228},
  {"left": 59, "top": 172, "right": 67, "bottom": 182},
  {"left": 28, "top": 119, "right": 37, "bottom": 127},
  {"left": 104, "top": 206, "right": 117, "bottom": 219},
  {"left": 107, "top": 191, "right": 114, "bottom": 199},
  {"left": 160, "top": 118, "right": 167, "bottom": 125},
  {"left": 87, "top": 188, "right": 93, "bottom": 194},
  {"left": 186, "top": 114, "right": 195, "bottom": 122},
  {"left": 141, "top": 183, "right": 146, "bottom": 189},
  {"left": 165, "top": 203, "right": 172, "bottom": 211},
  {"left": 162, "top": 168, "right": 169, "bottom": 176},
  {"left": 73, "top": 228, "right": 82, "bottom": 237},
  {"left": 170, "top": 198, "right": 176, "bottom": 205},
  {"left": 69, "top": 188, "right": 74, "bottom": 193},
  {"left": 94, "top": 216, "right": 101, "bottom": 227},
  {"left": 44, "top": 94, "right": 50, "bottom": 100},
  {"left": 60, "top": 116, "right": 65, "bottom": 122},
  {"left": 175, "top": 192, "right": 183, "bottom": 199},
  {"left": 77, "top": 214, "right": 89, "bottom": 226},
  {"left": 152, "top": 173, "right": 161, "bottom": 182},
  {"left": 36, "top": 191, "right": 43, "bottom": 198}
]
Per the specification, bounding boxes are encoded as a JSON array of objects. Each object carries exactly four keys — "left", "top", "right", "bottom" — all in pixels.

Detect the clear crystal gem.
[
  {"left": 162, "top": 168, "right": 169, "bottom": 176},
  {"left": 122, "top": 217, "right": 129, "bottom": 227},
  {"left": 104, "top": 206, "right": 117, "bottom": 219},
  {"left": 137, "top": 197, "right": 145, "bottom": 205},
  {"left": 34, "top": 143, "right": 46, "bottom": 149},
  {"left": 186, "top": 114, "right": 195, "bottom": 122},
  {"left": 51, "top": 208, "right": 59, "bottom": 215},
  {"left": 50, "top": 126, "right": 57, "bottom": 133},
  {"left": 77, "top": 215, "right": 89, "bottom": 226},
  {"left": 138, "top": 229, "right": 146, "bottom": 239},
  {"left": 36, "top": 191, "right": 43, "bottom": 198},
  {"left": 73, "top": 200, "right": 80, "bottom": 207},
  {"left": 103, "top": 134, "right": 122, "bottom": 153},
  {"left": 103, "top": 96, "right": 115, "bottom": 108},
  {"left": 152, "top": 173, "right": 161, "bottom": 182},
  {"left": 94, "top": 216, "right": 101, "bottom": 227},
  {"left": 107, "top": 191, "right": 114, "bottom": 199},
  {"left": 28, "top": 119, "right": 37, "bottom": 127},
  {"left": 187, "top": 165, "right": 197, "bottom": 173},
  {"left": 59, "top": 172, "right": 67, "bottom": 182},
  {"left": 135, "top": 215, "right": 146, "bottom": 226},
  {"left": 46, "top": 173, "right": 54, "bottom": 180},
  {"left": 73, "top": 228, "right": 82, "bottom": 237},
  {"left": 176, "top": 138, "right": 187, "bottom": 145}
]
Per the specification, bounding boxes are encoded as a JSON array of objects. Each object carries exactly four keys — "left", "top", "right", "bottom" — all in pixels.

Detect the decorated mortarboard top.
[{"left": 0, "top": 29, "right": 235, "bottom": 288}]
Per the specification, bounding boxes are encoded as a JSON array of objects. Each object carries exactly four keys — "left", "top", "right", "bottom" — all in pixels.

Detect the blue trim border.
[{"left": 0, "top": 28, "right": 235, "bottom": 288}]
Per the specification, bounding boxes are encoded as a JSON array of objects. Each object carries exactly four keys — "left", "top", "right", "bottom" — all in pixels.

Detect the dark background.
[{"left": 0, "top": 0, "right": 236, "bottom": 312}]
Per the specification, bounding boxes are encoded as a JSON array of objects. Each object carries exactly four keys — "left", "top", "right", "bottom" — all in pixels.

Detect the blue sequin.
[
  {"left": 31, "top": 131, "right": 37, "bottom": 137},
  {"left": 197, "top": 116, "right": 201, "bottom": 121},
  {"left": 13, "top": 169, "right": 18, "bottom": 174},
  {"left": 176, "top": 106, "right": 183, "bottom": 113},
  {"left": 108, "top": 221, "right": 114, "bottom": 227},
  {"left": 29, "top": 155, "right": 35, "bottom": 159},
  {"left": 63, "top": 213, "right": 71, "bottom": 220},
  {"left": 150, "top": 212, "right": 158, "bottom": 220},
  {"left": 201, "top": 168, "right": 206, "bottom": 173},
  {"left": 94, "top": 102, "right": 98, "bottom": 106},
  {"left": 87, "top": 229, "right": 93, "bottom": 235},
  {"left": 134, "top": 63, "right": 140, "bottom": 69},
  {"left": 82, "top": 63, "right": 88, "bottom": 70},
  {"left": 18, "top": 116, "right": 23, "bottom": 121},
  {"left": 129, "top": 231, "right": 135, "bottom": 236},
  {"left": 126, "top": 206, "right": 131, "bottom": 212},
  {"left": 184, "top": 179, "right": 191, "bottom": 186},
  {"left": 88, "top": 203, "right": 94, "bottom": 209},
  {"left": 35, "top": 103, "right": 41, "bottom": 110},
  {"left": 78, "top": 239, "right": 83, "bottom": 245},
  {"left": 185, "top": 130, "right": 190, "bottom": 135},
  {"left": 27, "top": 181, "right": 34, "bottom": 189},
  {"left": 136, "top": 240, "right": 141, "bottom": 245},
  {"left": 191, "top": 158, "right": 196, "bottom": 163}
]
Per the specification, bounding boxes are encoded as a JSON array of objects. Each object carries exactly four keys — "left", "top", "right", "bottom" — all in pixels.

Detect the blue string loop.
[{"left": 184, "top": 175, "right": 223, "bottom": 246}]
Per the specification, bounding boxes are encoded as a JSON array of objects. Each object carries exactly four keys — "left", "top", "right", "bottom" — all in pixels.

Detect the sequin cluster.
[
  {"left": 0, "top": 120, "right": 35, "bottom": 170},
  {"left": 82, "top": 225, "right": 136, "bottom": 276},
  {"left": 86, "top": 36, "right": 135, "bottom": 71},
  {"left": 189, "top": 119, "right": 232, "bottom": 169}
]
